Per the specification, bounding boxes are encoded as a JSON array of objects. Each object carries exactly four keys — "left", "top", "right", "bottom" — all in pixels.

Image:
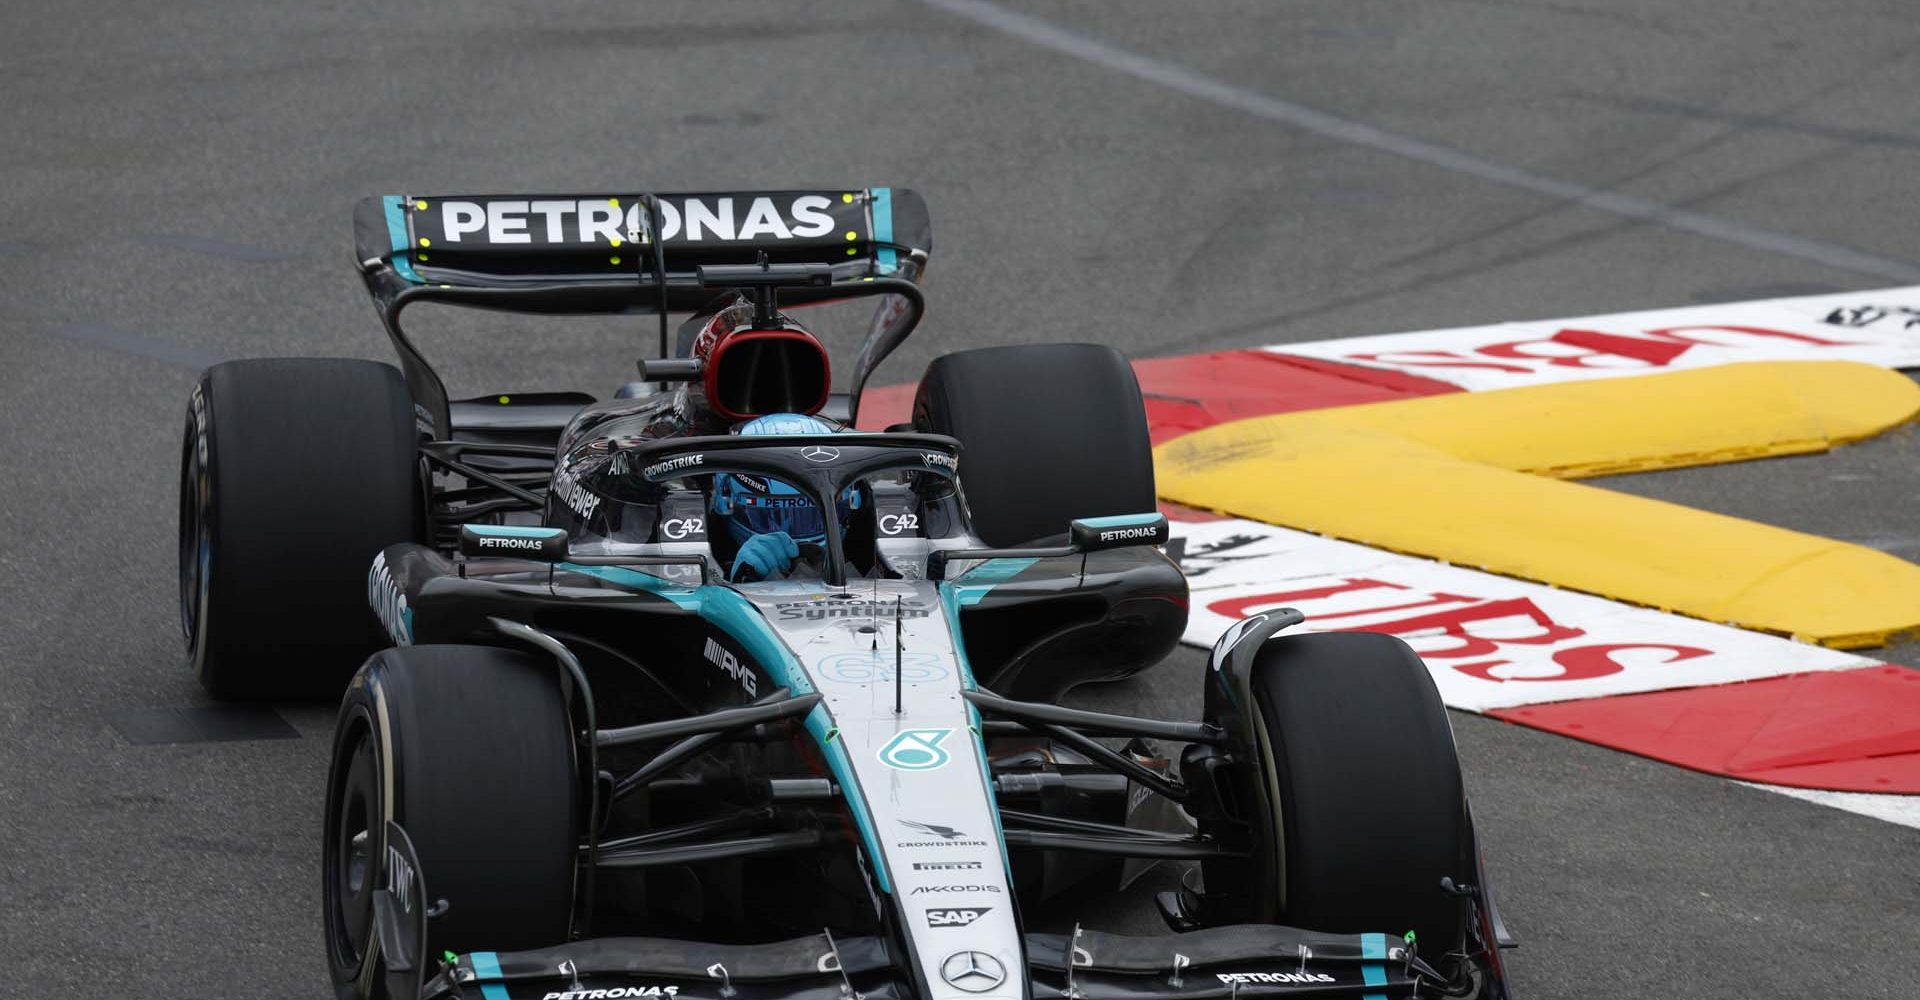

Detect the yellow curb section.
[{"left": 1156, "top": 362, "right": 1920, "bottom": 649}]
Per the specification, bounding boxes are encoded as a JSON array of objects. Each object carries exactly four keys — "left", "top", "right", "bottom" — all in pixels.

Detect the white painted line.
[
  {"left": 1744, "top": 783, "right": 1920, "bottom": 832},
  {"left": 913, "top": 0, "right": 1920, "bottom": 284},
  {"left": 1267, "top": 286, "right": 1920, "bottom": 389},
  {"left": 1174, "top": 519, "right": 1874, "bottom": 712}
]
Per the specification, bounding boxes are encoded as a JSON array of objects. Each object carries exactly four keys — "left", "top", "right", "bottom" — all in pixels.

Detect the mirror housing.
[
  {"left": 459, "top": 524, "right": 570, "bottom": 562},
  {"left": 1069, "top": 513, "right": 1170, "bottom": 552}
]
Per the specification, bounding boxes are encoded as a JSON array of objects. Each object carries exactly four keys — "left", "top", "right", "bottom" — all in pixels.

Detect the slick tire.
[
  {"left": 1203, "top": 631, "right": 1472, "bottom": 957},
  {"left": 324, "top": 646, "right": 577, "bottom": 999},
  {"left": 913, "top": 343, "right": 1154, "bottom": 547},
  {"left": 180, "top": 358, "right": 418, "bottom": 700}
]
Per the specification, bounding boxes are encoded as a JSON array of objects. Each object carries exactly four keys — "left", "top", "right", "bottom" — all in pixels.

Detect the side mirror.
[
  {"left": 1069, "top": 513, "right": 1170, "bottom": 552},
  {"left": 927, "top": 512, "right": 1172, "bottom": 581},
  {"left": 459, "top": 524, "right": 570, "bottom": 563}
]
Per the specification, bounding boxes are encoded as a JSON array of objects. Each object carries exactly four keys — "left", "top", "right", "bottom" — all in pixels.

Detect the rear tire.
[
  {"left": 913, "top": 343, "right": 1154, "bottom": 547},
  {"left": 323, "top": 645, "right": 577, "bottom": 999},
  {"left": 1202, "top": 632, "right": 1471, "bottom": 956},
  {"left": 180, "top": 358, "right": 418, "bottom": 700}
]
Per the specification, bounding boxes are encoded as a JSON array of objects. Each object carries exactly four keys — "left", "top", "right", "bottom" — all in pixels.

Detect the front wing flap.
[{"left": 424, "top": 925, "right": 1419, "bottom": 1000}]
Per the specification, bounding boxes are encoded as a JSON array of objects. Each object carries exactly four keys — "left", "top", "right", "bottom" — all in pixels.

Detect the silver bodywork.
[{"left": 740, "top": 578, "right": 1021, "bottom": 1000}]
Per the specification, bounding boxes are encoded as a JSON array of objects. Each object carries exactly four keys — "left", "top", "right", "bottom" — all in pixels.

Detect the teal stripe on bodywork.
[
  {"left": 381, "top": 196, "right": 424, "bottom": 284},
  {"left": 687, "top": 586, "right": 818, "bottom": 696},
  {"left": 551, "top": 565, "right": 888, "bottom": 888},
  {"left": 938, "top": 557, "right": 1035, "bottom": 875},
  {"left": 804, "top": 703, "right": 891, "bottom": 893},
  {"left": 938, "top": 556, "right": 1040, "bottom": 689},
  {"left": 1360, "top": 932, "right": 1388, "bottom": 1000},
  {"left": 555, "top": 562, "right": 701, "bottom": 608},
  {"left": 1074, "top": 513, "right": 1164, "bottom": 528},
  {"left": 966, "top": 701, "right": 1015, "bottom": 876},
  {"left": 469, "top": 951, "right": 511, "bottom": 1000},
  {"left": 949, "top": 557, "right": 1039, "bottom": 604},
  {"left": 468, "top": 524, "right": 567, "bottom": 539},
  {"left": 871, "top": 187, "right": 897, "bottom": 273}
]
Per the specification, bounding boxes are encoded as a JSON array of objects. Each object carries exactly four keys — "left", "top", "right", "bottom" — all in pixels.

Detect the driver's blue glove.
[{"left": 731, "top": 531, "right": 800, "bottom": 581}]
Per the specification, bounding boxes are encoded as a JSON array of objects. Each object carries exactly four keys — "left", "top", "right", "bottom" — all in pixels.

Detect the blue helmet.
[{"left": 710, "top": 413, "right": 860, "bottom": 545}]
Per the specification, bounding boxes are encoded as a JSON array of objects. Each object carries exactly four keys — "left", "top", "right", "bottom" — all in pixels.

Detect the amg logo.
[
  {"left": 1215, "top": 972, "right": 1336, "bottom": 985},
  {"left": 475, "top": 535, "right": 543, "bottom": 550},
  {"left": 643, "top": 454, "right": 705, "bottom": 479},
  {"left": 702, "top": 637, "right": 758, "bottom": 697},
  {"left": 1100, "top": 526, "right": 1159, "bottom": 542},
  {"left": 913, "top": 861, "right": 983, "bottom": 871},
  {"left": 439, "top": 196, "right": 838, "bottom": 246},
  {"left": 926, "top": 907, "right": 990, "bottom": 928}
]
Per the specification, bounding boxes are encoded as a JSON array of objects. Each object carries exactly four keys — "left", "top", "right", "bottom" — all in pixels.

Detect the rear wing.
[
  {"left": 352, "top": 189, "right": 929, "bottom": 310},
  {"left": 349, "top": 188, "right": 931, "bottom": 435}
]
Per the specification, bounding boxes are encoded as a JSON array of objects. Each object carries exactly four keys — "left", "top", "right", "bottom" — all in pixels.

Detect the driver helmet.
[{"left": 710, "top": 413, "right": 861, "bottom": 545}]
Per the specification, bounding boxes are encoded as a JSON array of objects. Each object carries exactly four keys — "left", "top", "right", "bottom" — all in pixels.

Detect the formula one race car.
[{"left": 176, "top": 188, "right": 1516, "bottom": 999}]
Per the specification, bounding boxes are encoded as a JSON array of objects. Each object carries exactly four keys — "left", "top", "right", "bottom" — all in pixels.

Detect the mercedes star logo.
[
  {"left": 940, "top": 951, "right": 1006, "bottom": 993},
  {"left": 801, "top": 445, "right": 841, "bottom": 463}
]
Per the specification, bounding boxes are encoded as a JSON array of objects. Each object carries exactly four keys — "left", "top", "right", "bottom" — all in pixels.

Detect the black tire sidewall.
[
  {"left": 323, "top": 644, "right": 578, "bottom": 995},
  {"left": 323, "top": 703, "right": 388, "bottom": 1000},
  {"left": 913, "top": 343, "right": 1155, "bottom": 547},
  {"left": 1210, "top": 632, "right": 1472, "bottom": 955},
  {"left": 186, "top": 359, "right": 418, "bottom": 700}
]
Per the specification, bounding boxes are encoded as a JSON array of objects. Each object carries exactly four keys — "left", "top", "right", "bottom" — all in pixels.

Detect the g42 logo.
[
  {"left": 878, "top": 729, "right": 952, "bottom": 770},
  {"left": 878, "top": 512, "right": 920, "bottom": 536},
  {"left": 661, "top": 517, "right": 704, "bottom": 540}
]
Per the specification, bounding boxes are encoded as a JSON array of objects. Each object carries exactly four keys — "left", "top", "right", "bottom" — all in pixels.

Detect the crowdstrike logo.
[{"left": 642, "top": 454, "right": 705, "bottom": 479}]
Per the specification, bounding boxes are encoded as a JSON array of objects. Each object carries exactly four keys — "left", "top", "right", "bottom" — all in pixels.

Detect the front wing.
[{"left": 425, "top": 926, "right": 1420, "bottom": 1000}]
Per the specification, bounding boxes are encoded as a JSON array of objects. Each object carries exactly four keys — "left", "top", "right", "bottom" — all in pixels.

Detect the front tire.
[
  {"left": 323, "top": 645, "right": 578, "bottom": 998},
  {"left": 913, "top": 343, "right": 1155, "bottom": 547},
  {"left": 1201, "top": 631, "right": 1472, "bottom": 958},
  {"left": 180, "top": 358, "right": 419, "bottom": 700}
]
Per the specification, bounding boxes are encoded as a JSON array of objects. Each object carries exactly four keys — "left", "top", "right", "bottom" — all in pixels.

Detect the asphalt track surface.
[{"left": 4, "top": 1, "right": 1918, "bottom": 997}]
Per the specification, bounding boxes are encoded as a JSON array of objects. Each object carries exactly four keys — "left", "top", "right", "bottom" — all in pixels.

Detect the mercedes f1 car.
[{"left": 176, "top": 188, "right": 1516, "bottom": 999}]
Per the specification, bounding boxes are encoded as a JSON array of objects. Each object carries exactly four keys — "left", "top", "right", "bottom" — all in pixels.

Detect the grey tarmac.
[{"left": 2, "top": 1, "right": 1916, "bottom": 997}]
